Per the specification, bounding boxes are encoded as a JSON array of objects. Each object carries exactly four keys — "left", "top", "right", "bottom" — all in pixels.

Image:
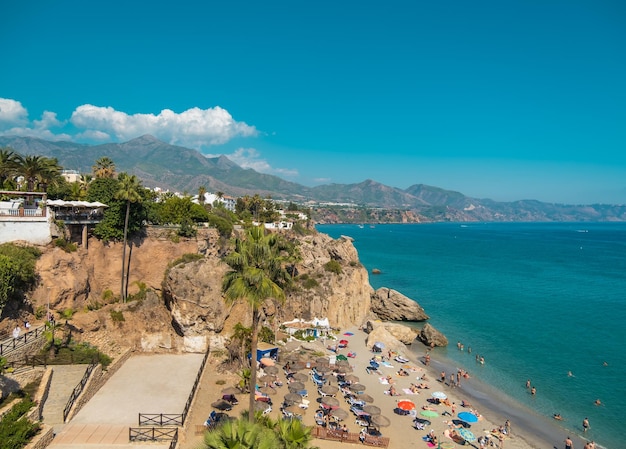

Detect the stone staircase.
[{"left": 41, "top": 365, "right": 89, "bottom": 433}]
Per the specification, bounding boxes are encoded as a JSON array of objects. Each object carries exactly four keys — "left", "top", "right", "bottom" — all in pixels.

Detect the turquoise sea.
[{"left": 317, "top": 222, "right": 626, "bottom": 449}]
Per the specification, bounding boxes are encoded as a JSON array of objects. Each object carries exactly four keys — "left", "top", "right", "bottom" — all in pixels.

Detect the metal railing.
[
  {"left": 129, "top": 426, "right": 178, "bottom": 442},
  {"left": 138, "top": 413, "right": 183, "bottom": 427},
  {"left": 181, "top": 345, "right": 211, "bottom": 424},
  {"left": 0, "top": 326, "right": 46, "bottom": 356},
  {"left": 63, "top": 362, "right": 97, "bottom": 421},
  {"left": 0, "top": 208, "right": 46, "bottom": 217}
]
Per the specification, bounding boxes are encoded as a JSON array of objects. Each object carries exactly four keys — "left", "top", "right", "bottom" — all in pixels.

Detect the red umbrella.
[
  {"left": 397, "top": 400, "right": 416, "bottom": 411},
  {"left": 339, "top": 340, "right": 349, "bottom": 345}
]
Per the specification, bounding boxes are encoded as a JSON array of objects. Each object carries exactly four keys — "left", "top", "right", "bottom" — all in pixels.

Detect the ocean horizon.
[{"left": 317, "top": 222, "right": 626, "bottom": 449}]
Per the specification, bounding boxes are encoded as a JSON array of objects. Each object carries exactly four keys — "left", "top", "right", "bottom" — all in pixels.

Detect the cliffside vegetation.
[{"left": 0, "top": 244, "right": 41, "bottom": 315}]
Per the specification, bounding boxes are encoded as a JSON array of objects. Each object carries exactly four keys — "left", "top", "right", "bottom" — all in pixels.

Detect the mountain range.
[{"left": 2, "top": 134, "right": 625, "bottom": 222}]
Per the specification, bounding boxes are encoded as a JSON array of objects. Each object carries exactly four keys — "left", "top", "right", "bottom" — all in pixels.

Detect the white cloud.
[
  {"left": 206, "top": 147, "right": 299, "bottom": 178},
  {"left": 34, "top": 111, "right": 64, "bottom": 129},
  {"left": 70, "top": 104, "right": 258, "bottom": 148},
  {"left": 0, "top": 98, "right": 28, "bottom": 128}
]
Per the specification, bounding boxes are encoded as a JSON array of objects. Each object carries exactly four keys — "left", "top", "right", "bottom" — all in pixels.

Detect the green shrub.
[
  {"left": 302, "top": 278, "right": 319, "bottom": 289},
  {"left": 0, "top": 398, "right": 41, "bottom": 448},
  {"left": 53, "top": 238, "right": 77, "bottom": 253},
  {"left": 170, "top": 253, "right": 203, "bottom": 267},
  {"left": 60, "top": 308, "right": 75, "bottom": 320},
  {"left": 324, "top": 259, "right": 342, "bottom": 274},
  {"left": 102, "top": 289, "right": 117, "bottom": 303},
  {"left": 34, "top": 305, "right": 46, "bottom": 320},
  {"left": 0, "top": 243, "right": 41, "bottom": 314},
  {"left": 110, "top": 310, "right": 125, "bottom": 323}
]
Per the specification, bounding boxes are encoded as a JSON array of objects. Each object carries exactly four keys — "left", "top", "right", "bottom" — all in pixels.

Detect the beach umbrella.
[
  {"left": 259, "top": 375, "right": 276, "bottom": 384},
  {"left": 343, "top": 332, "right": 354, "bottom": 336},
  {"left": 458, "top": 411, "right": 479, "bottom": 423},
  {"left": 316, "top": 366, "right": 332, "bottom": 374},
  {"left": 316, "top": 356, "right": 330, "bottom": 364},
  {"left": 293, "top": 373, "right": 308, "bottom": 382},
  {"left": 339, "top": 339, "right": 349, "bottom": 345},
  {"left": 254, "top": 401, "right": 270, "bottom": 412},
  {"left": 363, "top": 405, "right": 381, "bottom": 416},
  {"left": 349, "top": 383, "right": 366, "bottom": 393},
  {"left": 291, "top": 362, "right": 306, "bottom": 371},
  {"left": 321, "top": 396, "right": 340, "bottom": 408},
  {"left": 330, "top": 408, "right": 349, "bottom": 420},
  {"left": 259, "top": 387, "right": 277, "bottom": 395},
  {"left": 458, "top": 428, "right": 476, "bottom": 442},
  {"left": 336, "top": 365, "right": 353, "bottom": 374},
  {"left": 357, "top": 393, "right": 374, "bottom": 403},
  {"left": 431, "top": 391, "right": 447, "bottom": 400},
  {"left": 439, "top": 443, "right": 455, "bottom": 449},
  {"left": 289, "top": 381, "right": 306, "bottom": 391},
  {"left": 321, "top": 385, "right": 339, "bottom": 395},
  {"left": 260, "top": 357, "right": 275, "bottom": 366},
  {"left": 264, "top": 365, "right": 279, "bottom": 374},
  {"left": 285, "top": 405, "right": 304, "bottom": 414},
  {"left": 420, "top": 410, "right": 439, "bottom": 418},
  {"left": 221, "top": 386, "right": 239, "bottom": 395},
  {"left": 396, "top": 400, "right": 416, "bottom": 411},
  {"left": 371, "top": 414, "right": 391, "bottom": 428},
  {"left": 345, "top": 374, "right": 360, "bottom": 383},
  {"left": 336, "top": 354, "right": 349, "bottom": 362},
  {"left": 211, "top": 399, "right": 233, "bottom": 411},
  {"left": 374, "top": 342, "right": 385, "bottom": 349},
  {"left": 285, "top": 393, "right": 302, "bottom": 404}
]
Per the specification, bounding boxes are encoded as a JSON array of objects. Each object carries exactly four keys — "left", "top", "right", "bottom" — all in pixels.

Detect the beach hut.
[{"left": 255, "top": 342, "right": 279, "bottom": 362}]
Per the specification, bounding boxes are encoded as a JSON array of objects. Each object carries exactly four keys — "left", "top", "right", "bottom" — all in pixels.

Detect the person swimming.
[{"left": 553, "top": 413, "right": 563, "bottom": 421}]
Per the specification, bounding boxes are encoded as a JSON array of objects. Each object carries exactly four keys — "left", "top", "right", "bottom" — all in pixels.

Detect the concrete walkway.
[
  {"left": 41, "top": 364, "right": 89, "bottom": 433},
  {"left": 48, "top": 353, "right": 204, "bottom": 449}
]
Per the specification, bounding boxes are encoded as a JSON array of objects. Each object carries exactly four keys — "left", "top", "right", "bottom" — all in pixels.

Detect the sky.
[{"left": 1, "top": 0, "right": 625, "bottom": 204}]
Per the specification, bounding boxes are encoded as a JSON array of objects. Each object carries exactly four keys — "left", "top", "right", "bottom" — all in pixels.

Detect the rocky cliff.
[{"left": 10, "top": 227, "right": 439, "bottom": 356}]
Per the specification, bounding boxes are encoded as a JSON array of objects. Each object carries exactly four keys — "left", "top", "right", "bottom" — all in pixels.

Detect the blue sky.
[{"left": 1, "top": 0, "right": 625, "bottom": 204}]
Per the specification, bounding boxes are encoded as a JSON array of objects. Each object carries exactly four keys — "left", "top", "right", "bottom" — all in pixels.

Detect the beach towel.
[
  {"left": 403, "top": 388, "right": 418, "bottom": 395},
  {"left": 379, "top": 377, "right": 389, "bottom": 384},
  {"left": 381, "top": 361, "right": 394, "bottom": 368}
]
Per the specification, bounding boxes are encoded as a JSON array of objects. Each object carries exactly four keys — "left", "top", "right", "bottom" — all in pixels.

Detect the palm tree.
[
  {"left": 222, "top": 226, "right": 291, "bottom": 423},
  {"left": 14, "top": 155, "right": 60, "bottom": 192},
  {"left": 115, "top": 173, "right": 143, "bottom": 302},
  {"left": 92, "top": 157, "right": 116, "bottom": 179},
  {"left": 275, "top": 418, "right": 313, "bottom": 449},
  {"left": 0, "top": 148, "right": 18, "bottom": 188},
  {"left": 198, "top": 186, "right": 207, "bottom": 205},
  {"left": 203, "top": 417, "right": 278, "bottom": 449}
]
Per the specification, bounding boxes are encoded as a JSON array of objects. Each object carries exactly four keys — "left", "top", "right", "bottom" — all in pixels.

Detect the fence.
[
  {"left": 138, "top": 413, "right": 184, "bottom": 427},
  {"left": 0, "top": 326, "right": 46, "bottom": 357},
  {"left": 129, "top": 426, "right": 178, "bottom": 442},
  {"left": 63, "top": 362, "right": 98, "bottom": 421}
]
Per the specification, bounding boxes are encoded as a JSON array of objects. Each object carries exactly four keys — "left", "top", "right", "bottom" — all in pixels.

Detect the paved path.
[
  {"left": 41, "top": 364, "right": 89, "bottom": 433},
  {"left": 48, "top": 353, "right": 204, "bottom": 449}
]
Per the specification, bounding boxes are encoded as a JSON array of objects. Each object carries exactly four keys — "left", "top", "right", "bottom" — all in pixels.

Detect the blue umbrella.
[
  {"left": 458, "top": 428, "right": 476, "bottom": 442},
  {"left": 458, "top": 411, "right": 479, "bottom": 423},
  {"left": 374, "top": 342, "right": 385, "bottom": 349}
]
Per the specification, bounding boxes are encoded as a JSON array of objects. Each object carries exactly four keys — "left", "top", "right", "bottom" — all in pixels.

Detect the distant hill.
[{"left": 2, "top": 135, "right": 625, "bottom": 222}]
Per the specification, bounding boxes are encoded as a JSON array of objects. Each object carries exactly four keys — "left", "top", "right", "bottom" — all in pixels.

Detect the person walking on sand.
[
  {"left": 504, "top": 419, "right": 511, "bottom": 435},
  {"left": 440, "top": 371, "right": 446, "bottom": 383},
  {"left": 582, "top": 417, "right": 589, "bottom": 432},
  {"left": 564, "top": 436, "right": 573, "bottom": 449}
]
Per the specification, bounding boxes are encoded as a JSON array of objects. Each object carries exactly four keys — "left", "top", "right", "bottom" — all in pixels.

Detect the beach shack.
[
  {"left": 256, "top": 342, "right": 279, "bottom": 362},
  {"left": 282, "top": 317, "right": 332, "bottom": 340}
]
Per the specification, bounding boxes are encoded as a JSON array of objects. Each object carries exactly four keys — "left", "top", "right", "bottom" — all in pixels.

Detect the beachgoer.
[
  {"left": 468, "top": 346, "right": 472, "bottom": 353},
  {"left": 359, "top": 428, "right": 366, "bottom": 442},
  {"left": 342, "top": 424, "right": 348, "bottom": 433},
  {"left": 526, "top": 379, "right": 531, "bottom": 389},
  {"left": 440, "top": 371, "right": 446, "bottom": 383},
  {"left": 480, "top": 356, "right": 485, "bottom": 364},
  {"left": 582, "top": 417, "right": 589, "bottom": 432},
  {"left": 564, "top": 436, "right": 573, "bottom": 449},
  {"left": 24, "top": 320, "right": 31, "bottom": 332},
  {"left": 450, "top": 373, "right": 455, "bottom": 387},
  {"left": 530, "top": 386, "right": 536, "bottom": 395},
  {"left": 424, "top": 354, "right": 430, "bottom": 365},
  {"left": 594, "top": 399, "right": 601, "bottom": 406},
  {"left": 456, "top": 371, "right": 461, "bottom": 387},
  {"left": 504, "top": 419, "right": 511, "bottom": 435},
  {"left": 568, "top": 370, "right": 574, "bottom": 377},
  {"left": 451, "top": 402, "right": 456, "bottom": 415},
  {"left": 457, "top": 341, "right": 461, "bottom": 350},
  {"left": 553, "top": 413, "right": 563, "bottom": 421},
  {"left": 12, "top": 325, "right": 20, "bottom": 339}
]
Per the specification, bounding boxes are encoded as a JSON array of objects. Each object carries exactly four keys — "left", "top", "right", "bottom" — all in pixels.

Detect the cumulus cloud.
[
  {"left": 0, "top": 98, "right": 28, "bottom": 128},
  {"left": 70, "top": 104, "right": 258, "bottom": 148},
  {"left": 206, "top": 147, "right": 299, "bottom": 178},
  {"left": 0, "top": 97, "right": 71, "bottom": 140}
]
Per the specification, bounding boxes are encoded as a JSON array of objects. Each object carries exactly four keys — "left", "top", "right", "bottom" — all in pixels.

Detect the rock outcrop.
[
  {"left": 364, "top": 320, "right": 418, "bottom": 345},
  {"left": 416, "top": 323, "right": 448, "bottom": 347},
  {"left": 365, "top": 326, "right": 406, "bottom": 354},
  {"left": 370, "top": 288, "right": 429, "bottom": 321}
]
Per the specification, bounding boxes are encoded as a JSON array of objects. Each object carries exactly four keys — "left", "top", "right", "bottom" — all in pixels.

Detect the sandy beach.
[{"left": 182, "top": 326, "right": 590, "bottom": 449}]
